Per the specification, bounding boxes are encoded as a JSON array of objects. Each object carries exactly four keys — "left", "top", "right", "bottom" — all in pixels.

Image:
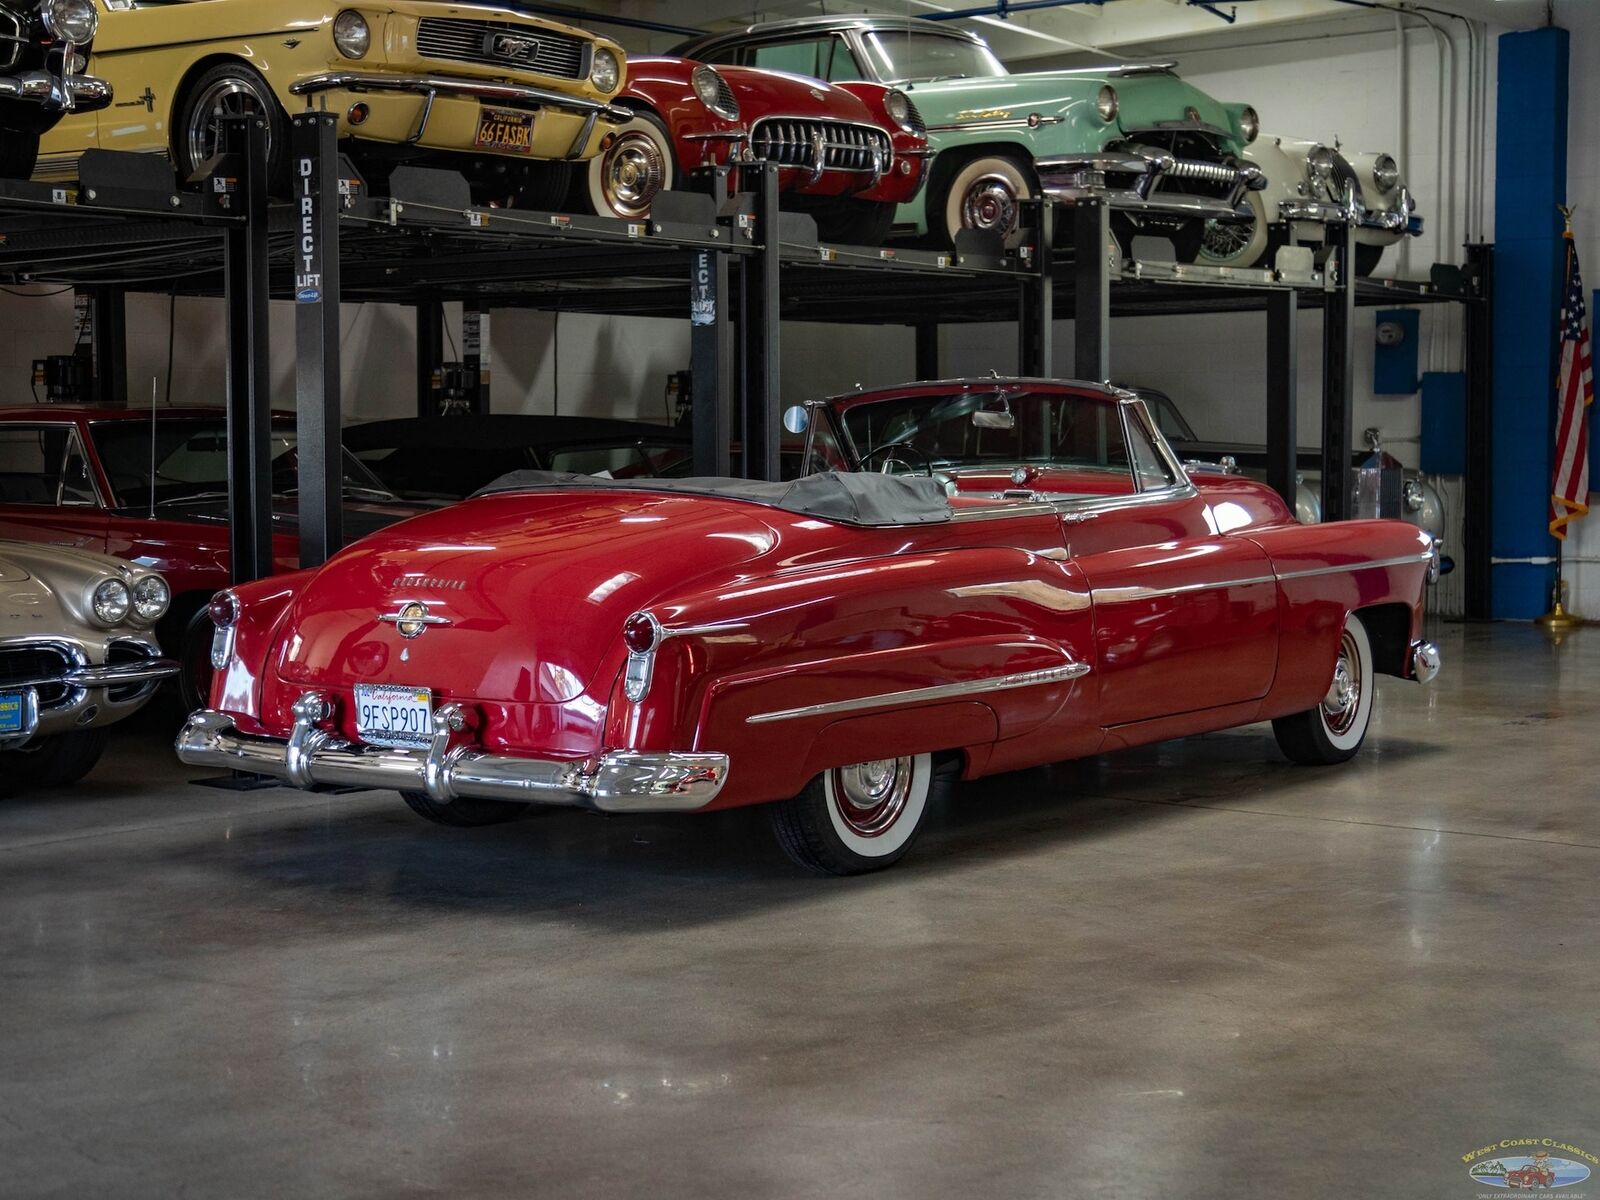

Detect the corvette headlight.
[
  {"left": 884, "top": 88, "right": 917, "bottom": 133},
  {"left": 91, "top": 579, "right": 131, "bottom": 627},
  {"left": 1096, "top": 84, "right": 1118, "bottom": 123},
  {"left": 591, "top": 47, "right": 621, "bottom": 93},
  {"left": 42, "top": 0, "right": 97, "bottom": 44},
  {"left": 692, "top": 64, "right": 738, "bottom": 121},
  {"left": 1239, "top": 105, "right": 1259, "bottom": 144},
  {"left": 132, "top": 575, "right": 171, "bottom": 624},
  {"left": 333, "top": 10, "right": 370, "bottom": 59},
  {"left": 1372, "top": 153, "right": 1399, "bottom": 192}
]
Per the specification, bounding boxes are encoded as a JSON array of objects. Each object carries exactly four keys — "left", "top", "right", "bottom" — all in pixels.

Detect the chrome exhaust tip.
[{"left": 1411, "top": 640, "right": 1441, "bottom": 685}]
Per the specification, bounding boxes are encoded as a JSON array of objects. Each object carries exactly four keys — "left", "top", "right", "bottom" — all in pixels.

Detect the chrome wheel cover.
[
  {"left": 601, "top": 130, "right": 667, "bottom": 219},
  {"left": 960, "top": 173, "right": 1020, "bottom": 237},
  {"left": 830, "top": 757, "right": 914, "bottom": 838},
  {"left": 1321, "top": 628, "right": 1364, "bottom": 737},
  {"left": 186, "top": 78, "right": 270, "bottom": 171}
]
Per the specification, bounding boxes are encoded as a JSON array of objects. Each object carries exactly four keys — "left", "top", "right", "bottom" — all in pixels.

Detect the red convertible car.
[
  {"left": 0, "top": 405, "right": 417, "bottom": 709},
  {"left": 177, "top": 378, "right": 1440, "bottom": 875},
  {"left": 580, "top": 58, "right": 929, "bottom": 244}
]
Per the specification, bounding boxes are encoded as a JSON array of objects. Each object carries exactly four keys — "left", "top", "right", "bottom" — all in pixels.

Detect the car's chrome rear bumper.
[{"left": 176, "top": 694, "right": 729, "bottom": 814}]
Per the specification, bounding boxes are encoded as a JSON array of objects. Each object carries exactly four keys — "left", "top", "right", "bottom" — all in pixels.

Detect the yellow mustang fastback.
[{"left": 37, "top": 0, "right": 629, "bottom": 205}]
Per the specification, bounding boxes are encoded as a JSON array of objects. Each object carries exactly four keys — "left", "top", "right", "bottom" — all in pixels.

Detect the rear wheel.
[
  {"left": 939, "top": 153, "right": 1037, "bottom": 251},
  {"left": 175, "top": 62, "right": 288, "bottom": 183},
  {"left": 177, "top": 605, "right": 216, "bottom": 716},
  {"left": 400, "top": 790, "right": 530, "bottom": 827},
  {"left": 2, "top": 729, "right": 111, "bottom": 791},
  {"left": 1272, "top": 613, "right": 1374, "bottom": 765},
  {"left": 769, "top": 753, "right": 954, "bottom": 875},
  {"left": 584, "top": 108, "right": 675, "bottom": 220}
]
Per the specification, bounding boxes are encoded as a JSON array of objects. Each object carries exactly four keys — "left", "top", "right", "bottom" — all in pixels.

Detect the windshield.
[
  {"left": 835, "top": 389, "right": 1181, "bottom": 496},
  {"left": 862, "top": 30, "right": 1007, "bottom": 84},
  {"left": 92, "top": 419, "right": 397, "bottom": 509},
  {"left": 1142, "top": 391, "right": 1198, "bottom": 442}
]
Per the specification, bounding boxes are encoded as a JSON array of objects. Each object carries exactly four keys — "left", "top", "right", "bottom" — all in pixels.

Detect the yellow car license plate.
[
  {"left": 475, "top": 107, "right": 535, "bottom": 154},
  {"left": 355, "top": 684, "right": 433, "bottom": 751}
]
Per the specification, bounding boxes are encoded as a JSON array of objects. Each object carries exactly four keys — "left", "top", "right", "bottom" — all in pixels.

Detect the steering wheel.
[{"left": 858, "top": 441, "right": 936, "bottom": 478}]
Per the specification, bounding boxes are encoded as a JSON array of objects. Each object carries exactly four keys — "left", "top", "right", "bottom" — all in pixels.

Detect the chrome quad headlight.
[
  {"left": 1239, "top": 105, "right": 1260, "bottom": 144},
  {"left": 591, "top": 47, "right": 622, "bottom": 93},
  {"left": 132, "top": 575, "right": 172, "bottom": 625},
  {"left": 1096, "top": 85, "right": 1118, "bottom": 123},
  {"left": 692, "top": 64, "right": 738, "bottom": 121},
  {"left": 90, "top": 578, "right": 131, "bottom": 627},
  {"left": 333, "top": 10, "right": 371, "bottom": 59},
  {"left": 42, "top": 0, "right": 97, "bottom": 44}
]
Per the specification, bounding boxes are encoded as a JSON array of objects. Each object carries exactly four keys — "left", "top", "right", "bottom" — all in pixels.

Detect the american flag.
[{"left": 1550, "top": 236, "right": 1593, "bottom": 539}]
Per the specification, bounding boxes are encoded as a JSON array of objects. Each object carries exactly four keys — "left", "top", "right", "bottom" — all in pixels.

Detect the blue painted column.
[{"left": 1491, "top": 27, "right": 1569, "bottom": 618}]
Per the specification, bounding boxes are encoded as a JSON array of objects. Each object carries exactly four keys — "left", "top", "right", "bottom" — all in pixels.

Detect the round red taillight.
[
  {"left": 622, "top": 612, "right": 660, "bottom": 655},
  {"left": 208, "top": 591, "right": 240, "bottom": 628}
]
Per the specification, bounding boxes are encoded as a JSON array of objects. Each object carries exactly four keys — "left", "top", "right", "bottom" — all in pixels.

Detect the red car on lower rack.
[{"left": 578, "top": 58, "right": 930, "bottom": 245}]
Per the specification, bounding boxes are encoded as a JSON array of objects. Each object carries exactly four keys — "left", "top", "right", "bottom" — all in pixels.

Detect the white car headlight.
[
  {"left": 42, "top": 0, "right": 97, "bottom": 44},
  {"left": 591, "top": 47, "right": 621, "bottom": 93},
  {"left": 1096, "top": 85, "right": 1118, "bottom": 123},
  {"left": 91, "top": 579, "right": 131, "bottom": 627},
  {"left": 884, "top": 88, "right": 916, "bottom": 133},
  {"left": 1372, "top": 153, "right": 1399, "bottom": 192},
  {"left": 333, "top": 10, "right": 370, "bottom": 60},
  {"left": 132, "top": 575, "right": 171, "bottom": 624},
  {"left": 692, "top": 64, "right": 738, "bottom": 121},
  {"left": 1239, "top": 105, "right": 1259, "bottom": 144}
]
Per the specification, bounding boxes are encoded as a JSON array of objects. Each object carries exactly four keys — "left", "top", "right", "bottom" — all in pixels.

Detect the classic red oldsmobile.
[
  {"left": 177, "top": 379, "right": 1441, "bottom": 875},
  {"left": 580, "top": 58, "right": 929, "bottom": 244}
]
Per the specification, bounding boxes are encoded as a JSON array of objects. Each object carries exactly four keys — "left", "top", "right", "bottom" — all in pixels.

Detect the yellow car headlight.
[
  {"left": 591, "top": 47, "right": 621, "bottom": 94},
  {"left": 334, "top": 10, "right": 370, "bottom": 60}
]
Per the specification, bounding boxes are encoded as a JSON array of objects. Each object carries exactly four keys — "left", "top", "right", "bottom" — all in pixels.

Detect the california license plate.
[
  {"left": 354, "top": 684, "right": 433, "bottom": 751},
  {"left": 475, "top": 107, "right": 535, "bottom": 154},
  {"left": 0, "top": 691, "right": 24, "bottom": 736}
]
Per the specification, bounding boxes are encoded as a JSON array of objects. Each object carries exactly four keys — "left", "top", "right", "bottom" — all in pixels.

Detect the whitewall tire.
[
  {"left": 769, "top": 753, "right": 948, "bottom": 875},
  {"left": 585, "top": 109, "right": 675, "bottom": 220},
  {"left": 1272, "top": 613, "right": 1375, "bottom": 765},
  {"left": 941, "top": 155, "right": 1036, "bottom": 251},
  {"left": 1199, "top": 188, "right": 1271, "bottom": 268}
]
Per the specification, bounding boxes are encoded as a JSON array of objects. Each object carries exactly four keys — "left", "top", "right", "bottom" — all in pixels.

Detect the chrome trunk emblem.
[{"left": 379, "top": 601, "right": 451, "bottom": 639}]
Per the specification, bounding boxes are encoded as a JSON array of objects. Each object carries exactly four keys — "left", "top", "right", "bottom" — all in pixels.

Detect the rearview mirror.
[
  {"left": 782, "top": 405, "right": 810, "bottom": 435},
  {"left": 972, "top": 410, "right": 1015, "bottom": 431}
]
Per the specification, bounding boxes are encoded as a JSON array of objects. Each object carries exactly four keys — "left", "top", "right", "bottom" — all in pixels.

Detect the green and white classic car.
[
  {"left": 1198, "top": 134, "right": 1423, "bottom": 276},
  {"left": 677, "top": 15, "right": 1264, "bottom": 256}
]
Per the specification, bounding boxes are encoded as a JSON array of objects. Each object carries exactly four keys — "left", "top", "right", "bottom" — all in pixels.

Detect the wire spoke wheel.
[{"left": 1201, "top": 214, "right": 1253, "bottom": 260}]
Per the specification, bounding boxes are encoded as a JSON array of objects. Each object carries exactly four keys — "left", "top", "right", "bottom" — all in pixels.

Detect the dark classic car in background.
[
  {"left": 582, "top": 57, "right": 929, "bottom": 245},
  {"left": 0, "top": 0, "right": 110, "bottom": 177},
  {"left": 676, "top": 15, "right": 1263, "bottom": 255},
  {"left": 0, "top": 405, "right": 421, "bottom": 709},
  {"left": 344, "top": 413, "right": 691, "bottom": 502},
  {"left": 1, "top": 538, "right": 176, "bottom": 793},
  {"left": 179, "top": 379, "right": 1439, "bottom": 876}
]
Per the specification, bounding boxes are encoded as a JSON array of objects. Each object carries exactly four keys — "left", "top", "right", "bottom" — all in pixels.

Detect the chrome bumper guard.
[
  {"left": 0, "top": 69, "right": 111, "bottom": 113},
  {"left": 1410, "top": 640, "right": 1441, "bottom": 685},
  {"left": 1034, "top": 147, "right": 1265, "bottom": 221},
  {"left": 1280, "top": 186, "right": 1422, "bottom": 236},
  {"left": 176, "top": 693, "right": 729, "bottom": 814}
]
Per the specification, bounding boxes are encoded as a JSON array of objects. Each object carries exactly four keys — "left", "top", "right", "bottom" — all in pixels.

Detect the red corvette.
[
  {"left": 0, "top": 406, "right": 417, "bottom": 708},
  {"left": 579, "top": 58, "right": 929, "bottom": 244},
  {"left": 178, "top": 379, "right": 1440, "bottom": 875}
]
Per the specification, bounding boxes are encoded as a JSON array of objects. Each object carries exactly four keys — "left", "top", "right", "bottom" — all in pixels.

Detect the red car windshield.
[{"left": 92, "top": 419, "right": 396, "bottom": 510}]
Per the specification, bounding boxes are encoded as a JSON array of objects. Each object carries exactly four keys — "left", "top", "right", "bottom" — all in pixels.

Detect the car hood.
[
  {"left": 0, "top": 541, "right": 137, "bottom": 633},
  {"left": 715, "top": 64, "right": 880, "bottom": 122},
  {"left": 905, "top": 69, "right": 1243, "bottom": 150},
  {"left": 272, "top": 489, "right": 778, "bottom": 705}
]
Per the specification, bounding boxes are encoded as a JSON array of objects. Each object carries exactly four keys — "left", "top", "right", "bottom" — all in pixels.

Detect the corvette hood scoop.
[{"left": 273, "top": 490, "right": 776, "bottom": 705}]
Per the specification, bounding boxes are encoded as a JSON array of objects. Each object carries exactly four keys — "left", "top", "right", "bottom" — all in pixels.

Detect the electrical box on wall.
[
  {"left": 1420, "top": 372, "right": 1466, "bottom": 475},
  {"left": 1373, "top": 309, "right": 1420, "bottom": 395}
]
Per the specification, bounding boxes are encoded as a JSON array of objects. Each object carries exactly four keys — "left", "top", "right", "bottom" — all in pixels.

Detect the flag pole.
[{"left": 1538, "top": 205, "right": 1585, "bottom": 634}]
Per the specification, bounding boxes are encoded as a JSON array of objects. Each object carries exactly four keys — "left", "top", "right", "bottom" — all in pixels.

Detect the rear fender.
[{"left": 214, "top": 571, "right": 313, "bottom": 727}]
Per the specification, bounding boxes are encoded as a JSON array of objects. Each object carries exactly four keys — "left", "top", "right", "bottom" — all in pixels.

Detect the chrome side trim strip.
[
  {"left": 745, "top": 662, "right": 1089, "bottom": 725},
  {"left": 1275, "top": 552, "right": 1433, "bottom": 581},
  {"left": 1094, "top": 552, "right": 1433, "bottom": 602}
]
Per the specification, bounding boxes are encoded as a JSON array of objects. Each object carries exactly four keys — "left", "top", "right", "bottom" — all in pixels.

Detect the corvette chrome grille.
[
  {"left": 750, "top": 119, "right": 891, "bottom": 172},
  {"left": 0, "top": 12, "right": 26, "bottom": 73},
  {"left": 0, "top": 644, "right": 73, "bottom": 709},
  {"left": 414, "top": 18, "right": 588, "bottom": 80}
]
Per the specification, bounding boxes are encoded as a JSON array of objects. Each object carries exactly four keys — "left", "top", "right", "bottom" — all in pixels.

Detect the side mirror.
[{"left": 782, "top": 406, "right": 810, "bottom": 435}]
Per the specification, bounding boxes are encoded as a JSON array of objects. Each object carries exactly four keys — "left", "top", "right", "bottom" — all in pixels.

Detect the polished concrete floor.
[{"left": 2, "top": 622, "right": 1597, "bottom": 1199}]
